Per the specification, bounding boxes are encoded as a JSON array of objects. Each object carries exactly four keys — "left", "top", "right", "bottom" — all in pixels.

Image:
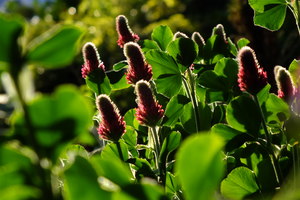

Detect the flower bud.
[
  {"left": 192, "top": 32, "right": 206, "bottom": 46},
  {"left": 237, "top": 46, "right": 268, "bottom": 94},
  {"left": 173, "top": 31, "right": 189, "bottom": 40},
  {"left": 274, "top": 65, "right": 296, "bottom": 103},
  {"left": 212, "top": 24, "right": 227, "bottom": 43},
  {"left": 124, "top": 42, "right": 152, "bottom": 84},
  {"left": 81, "top": 42, "right": 105, "bottom": 78},
  {"left": 116, "top": 15, "right": 139, "bottom": 48},
  {"left": 96, "top": 94, "right": 126, "bottom": 142},
  {"left": 135, "top": 80, "right": 164, "bottom": 127}
]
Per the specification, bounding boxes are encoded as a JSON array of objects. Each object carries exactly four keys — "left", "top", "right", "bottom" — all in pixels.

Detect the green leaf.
[
  {"left": 248, "top": 0, "right": 287, "bottom": 12},
  {"left": 12, "top": 85, "right": 93, "bottom": 162},
  {"left": 64, "top": 156, "right": 112, "bottom": 200},
  {"left": 165, "top": 172, "right": 180, "bottom": 198},
  {"left": 146, "top": 50, "right": 182, "bottom": 97},
  {"left": 86, "top": 68, "right": 111, "bottom": 95},
  {"left": 163, "top": 94, "right": 189, "bottom": 126},
  {"left": 175, "top": 133, "right": 224, "bottom": 200},
  {"left": 221, "top": 167, "right": 260, "bottom": 200},
  {"left": 211, "top": 124, "right": 243, "bottom": 142},
  {"left": 127, "top": 158, "right": 155, "bottom": 180},
  {"left": 101, "top": 140, "right": 129, "bottom": 161},
  {"left": 257, "top": 84, "right": 271, "bottom": 106},
  {"left": 142, "top": 39, "right": 160, "bottom": 52},
  {"left": 107, "top": 69, "right": 130, "bottom": 90},
  {"left": 265, "top": 94, "right": 290, "bottom": 123},
  {"left": 146, "top": 50, "right": 180, "bottom": 79},
  {"left": 253, "top": 5, "right": 287, "bottom": 31},
  {"left": 214, "top": 58, "right": 238, "bottom": 88},
  {"left": 159, "top": 131, "right": 181, "bottom": 163},
  {"left": 26, "top": 25, "right": 84, "bottom": 68},
  {"left": 0, "top": 15, "right": 24, "bottom": 64},
  {"left": 226, "top": 95, "right": 261, "bottom": 137},
  {"left": 91, "top": 155, "right": 133, "bottom": 187},
  {"left": 198, "top": 70, "right": 226, "bottom": 90},
  {"left": 167, "top": 38, "right": 198, "bottom": 67},
  {"left": 237, "top": 38, "right": 250, "bottom": 49},
  {"left": 288, "top": 59, "right": 300, "bottom": 86},
  {"left": 151, "top": 25, "right": 173, "bottom": 51},
  {"left": 112, "top": 61, "right": 127, "bottom": 71}
]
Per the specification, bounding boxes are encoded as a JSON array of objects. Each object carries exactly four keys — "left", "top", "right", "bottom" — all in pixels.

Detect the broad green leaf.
[
  {"left": 112, "top": 61, "right": 127, "bottom": 71},
  {"left": 211, "top": 124, "right": 243, "bottom": 142},
  {"left": 101, "top": 140, "right": 129, "bottom": 161},
  {"left": 253, "top": 5, "right": 287, "bottom": 31},
  {"left": 221, "top": 167, "right": 260, "bottom": 200},
  {"left": 166, "top": 38, "right": 198, "bottom": 67},
  {"left": 91, "top": 155, "right": 133, "bottom": 187},
  {"left": 175, "top": 133, "right": 224, "bottom": 200},
  {"left": 146, "top": 50, "right": 182, "bottom": 97},
  {"left": 127, "top": 158, "right": 155, "bottom": 180},
  {"left": 198, "top": 70, "right": 226, "bottom": 90},
  {"left": 0, "top": 185, "right": 40, "bottom": 200},
  {"left": 288, "top": 59, "right": 300, "bottom": 86},
  {"left": 26, "top": 25, "right": 83, "bottom": 68},
  {"left": 226, "top": 95, "right": 261, "bottom": 137},
  {"left": 0, "top": 15, "right": 24, "bottom": 65},
  {"left": 257, "top": 84, "right": 271, "bottom": 106},
  {"left": 12, "top": 85, "right": 93, "bottom": 162},
  {"left": 180, "top": 102, "right": 197, "bottom": 133},
  {"left": 115, "top": 179, "right": 165, "bottom": 200},
  {"left": 155, "top": 74, "right": 182, "bottom": 97},
  {"left": 64, "top": 156, "right": 112, "bottom": 200},
  {"left": 142, "top": 39, "right": 160, "bottom": 52},
  {"left": 151, "top": 25, "right": 173, "bottom": 51},
  {"left": 214, "top": 58, "right": 238, "bottom": 87},
  {"left": 146, "top": 50, "right": 180, "bottom": 79},
  {"left": 248, "top": 0, "right": 287, "bottom": 12},
  {"left": 159, "top": 131, "right": 181, "bottom": 163},
  {"left": 237, "top": 38, "right": 250, "bottom": 49},
  {"left": 107, "top": 68, "right": 130, "bottom": 90},
  {"left": 265, "top": 94, "right": 290, "bottom": 123},
  {"left": 86, "top": 68, "right": 111, "bottom": 95},
  {"left": 163, "top": 94, "right": 189, "bottom": 126}
]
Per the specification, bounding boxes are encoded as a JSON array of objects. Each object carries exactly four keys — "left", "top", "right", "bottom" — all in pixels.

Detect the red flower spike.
[
  {"left": 116, "top": 15, "right": 139, "bottom": 48},
  {"left": 124, "top": 42, "right": 152, "bottom": 84},
  {"left": 135, "top": 80, "right": 164, "bottom": 127},
  {"left": 237, "top": 46, "right": 268, "bottom": 95},
  {"left": 192, "top": 32, "right": 206, "bottom": 46},
  {"left": 81, "top": 42, "right": 105, "bottom": 78},
  {"left": 96, "top": 94, "right": 126, "bottom": 142},
  {"left": 274, "top": 65, "right": 296, "bottom": 103}
]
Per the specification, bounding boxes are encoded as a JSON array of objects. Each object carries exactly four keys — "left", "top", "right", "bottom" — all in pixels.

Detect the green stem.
[
  {"left": 11, "top": 73, "right": 55, "bottom": 200},
  {"left": 288, "top": 2, "right": 300, "bottom": 36},
  {"left": 150, "top": 126, "right": 164, "bottom": 184},
  {"left": 182, "top": 70, "right": 201, "bottom": 133},
  {"left": 253, "top": 95, "right": 282, "bottom": 186}
]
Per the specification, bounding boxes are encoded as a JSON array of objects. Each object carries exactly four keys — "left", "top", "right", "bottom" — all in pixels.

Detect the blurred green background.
[{"left": 0, "top": 0, "right": 299, "bottom": 93}]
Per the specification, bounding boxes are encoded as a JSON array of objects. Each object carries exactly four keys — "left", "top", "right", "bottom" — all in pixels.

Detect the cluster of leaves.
[{"left": 1, "top": 7, "right": 300, "bottom": 200}]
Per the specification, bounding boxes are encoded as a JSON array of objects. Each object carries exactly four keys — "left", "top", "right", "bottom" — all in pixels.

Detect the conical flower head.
[
  {"left": 135, "top": 80, "right": 164, "bottom": 127},
  {"left": 81, "top": 42, "right": 105, "bottom": 78},
  {"left": 124, "top": 42, "right": 152, "bottom": 84},
  {"left": 237, "top": 46, "right": 268, "bottom": 94},
  {"left": 96, "top": 94, "right": 126, "bottom": 142},
  {"left": 274, "top": 65, "right": 296, "bottom": 103},
  {"left": 192, "top": 32, "right": 206, "bottom": 47},
  {"left": 116, "top": 15, "right": 139, "bottom": 48}
]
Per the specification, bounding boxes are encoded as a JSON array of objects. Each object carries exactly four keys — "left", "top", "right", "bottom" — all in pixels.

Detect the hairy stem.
[
  {"left": 182, "top": 69, "right": 201, "bottom": 133},
  {"left": 150, "top": 126, "right": 164, "bottom": 184},
  {"left": 253, "top": 95, "right": 282, "bottom": 186}
]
